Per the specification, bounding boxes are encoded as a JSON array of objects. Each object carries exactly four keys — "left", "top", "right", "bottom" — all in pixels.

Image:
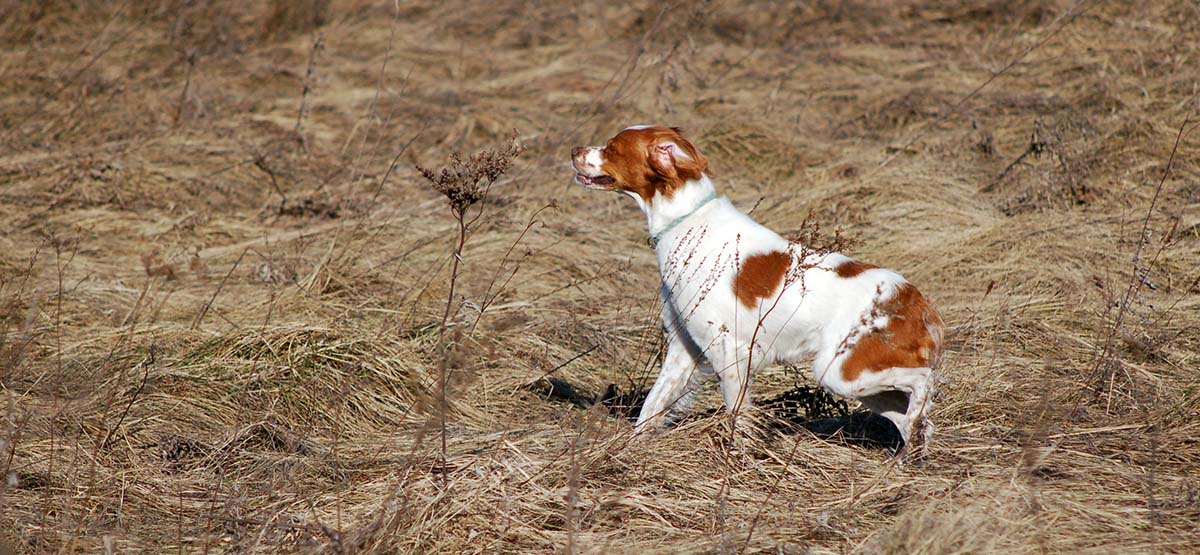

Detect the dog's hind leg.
[
  {"left": 861, "top": 367, "right": 934, "bottom": 457},
  {"left": 901, "top": 367, "right": 935, "bottom": 457}
]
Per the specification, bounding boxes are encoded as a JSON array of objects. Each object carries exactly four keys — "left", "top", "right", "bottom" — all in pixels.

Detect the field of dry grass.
[{"left": 2, "top": 1, "right": 1199, "bottom": 553}]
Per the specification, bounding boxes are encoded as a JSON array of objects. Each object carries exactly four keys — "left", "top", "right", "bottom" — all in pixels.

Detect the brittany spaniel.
[{"left": 571, "top": 125, "right": 944, "bottom": 453}]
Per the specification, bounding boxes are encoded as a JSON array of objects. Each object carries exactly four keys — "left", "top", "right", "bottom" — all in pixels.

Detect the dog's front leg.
[{"left": 636, "top": 329, "right": 707, "bottom": 429}]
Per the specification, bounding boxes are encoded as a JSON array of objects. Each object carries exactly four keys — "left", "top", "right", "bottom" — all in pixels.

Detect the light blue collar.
[{"left": 650, "top": 191, "right": 718, "bottom": 247}]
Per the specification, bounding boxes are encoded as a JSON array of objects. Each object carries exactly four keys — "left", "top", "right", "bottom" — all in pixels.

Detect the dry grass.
[{"left": 2, "top": 1, "right": 1199, "bottom": 553}]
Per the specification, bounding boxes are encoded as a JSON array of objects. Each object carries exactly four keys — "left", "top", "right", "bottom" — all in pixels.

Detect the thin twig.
[
  {"left": 191, "top": 249, "right": 250, "bottom": 330},
  {"left": 101, "top": 345, "right": 156, "bottom": 450},
  {"left": 467, "top": 201, "right": 556, "bottom": 337},
  {"left": 536, "top": 344, "right": 600, "bottom": 382},
  {"left": 741, "top": 433, "right": 803, "bottom": 552},
  {"left": 295, "top": 32, "right": 325, "bottom": 151},
  {"left": 254, "top": 153, "right": 288, "bottom": 213},
  {"left": 173, "top": 49, "right": 197, "bottom": 127},
  {"left": 1077, "top": 106, "right": 1194, "bottom": 407}
]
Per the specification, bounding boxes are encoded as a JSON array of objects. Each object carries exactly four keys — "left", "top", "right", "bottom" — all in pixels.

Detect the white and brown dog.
[{"left": 572, "top": 125, "right": 944, "bottom": 452}]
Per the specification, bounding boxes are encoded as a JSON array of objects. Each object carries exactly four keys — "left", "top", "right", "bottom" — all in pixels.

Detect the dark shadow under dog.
[{"left": 525, "top": 377, "right": 903, "bottom": 452}]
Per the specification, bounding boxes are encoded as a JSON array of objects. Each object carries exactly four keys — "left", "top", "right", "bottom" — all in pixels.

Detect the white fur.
[
  {"left": 581, "top": 148, "right": 604, "bottom": 174},
  {"left": 628, "top": 174, "right": 936, "bottom": 449}
]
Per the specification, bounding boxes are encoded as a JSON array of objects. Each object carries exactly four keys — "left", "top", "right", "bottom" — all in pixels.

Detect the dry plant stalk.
[
  {"left": 173, "top": 48, "right": 197, "bottom": 126},
  {"left": 416, "top": 131, "right": 524, "bottom": 479},
  {"left": 1079, "top": 109, "right": 1194, "bottom": 409},
  {"left": 295, "top": 32, "right": 325, "bottom": 150}
]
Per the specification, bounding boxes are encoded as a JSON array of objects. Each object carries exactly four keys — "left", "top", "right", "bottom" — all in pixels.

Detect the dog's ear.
[{"left": 648, "top": 138, "right": 708, "bottom": 181}]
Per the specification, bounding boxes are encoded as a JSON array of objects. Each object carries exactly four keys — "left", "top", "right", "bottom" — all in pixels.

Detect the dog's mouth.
[{"left": 575, "top": 173, "right": 616, "bottom": 187}]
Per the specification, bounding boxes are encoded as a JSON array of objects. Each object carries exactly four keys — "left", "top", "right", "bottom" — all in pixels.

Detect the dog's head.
[{"left": 571, "top": 126, "right": 709, "bottom": 202}]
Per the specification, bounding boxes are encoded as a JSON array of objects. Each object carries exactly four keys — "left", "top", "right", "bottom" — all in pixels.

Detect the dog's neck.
[{"left": 624, "top": 174, "right": 718, "bottom": 245}]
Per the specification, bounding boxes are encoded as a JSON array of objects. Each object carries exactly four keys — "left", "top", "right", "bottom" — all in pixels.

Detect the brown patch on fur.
[
  {"left": 840, "top": 283, "right": 943, "bottom": 382},
  {"left": 733, "top": 251, "right": 791, "bottom": 309},
  {"left": 835, "top": 259, "right": 878, "bottom": 278},
  {"left": 596, "top": 126, "right": 709, "bottom": 203}
]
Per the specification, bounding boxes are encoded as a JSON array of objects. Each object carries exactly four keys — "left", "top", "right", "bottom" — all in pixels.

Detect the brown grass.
[{"left": 2, "top": 1, "right": 1199, "bottom": 553}]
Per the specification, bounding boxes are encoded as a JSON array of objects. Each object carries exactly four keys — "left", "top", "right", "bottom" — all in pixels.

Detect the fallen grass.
[{"left": 1, "top": 1, "right": 1199, "bottom": 553}]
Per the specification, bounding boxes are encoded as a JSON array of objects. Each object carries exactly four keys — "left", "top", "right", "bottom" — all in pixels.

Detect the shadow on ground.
[{"left": 526, "top": 377, "right": 903, "bottom": 451}]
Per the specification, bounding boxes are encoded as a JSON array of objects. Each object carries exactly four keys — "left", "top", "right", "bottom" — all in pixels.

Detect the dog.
[{"left": 571, "top": 125, "right": 944, "bottom": 452}]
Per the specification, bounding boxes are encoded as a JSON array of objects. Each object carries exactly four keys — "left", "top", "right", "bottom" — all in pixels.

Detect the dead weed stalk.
[
  {"left": 295, "top": 32, "right": 325, "bottom": 152},
  {"left": 1078, "top": 108, "right": 1195, "bottom": 412},
  {"left": 416, "top": 131, "right": 524, "bottom": 480}
]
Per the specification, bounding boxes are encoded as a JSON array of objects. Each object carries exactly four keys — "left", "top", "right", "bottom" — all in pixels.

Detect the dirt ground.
[{"left": 1, "top": 1, "right": 1198, "bottom": 553}]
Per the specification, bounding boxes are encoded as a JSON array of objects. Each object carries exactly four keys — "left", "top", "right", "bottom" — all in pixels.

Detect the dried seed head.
[
  {"left": 783, "top": 210, "right": 861, "bottom": 256},
  {"left": 417, "top": 131, "right": 525, "bottom": 217}
]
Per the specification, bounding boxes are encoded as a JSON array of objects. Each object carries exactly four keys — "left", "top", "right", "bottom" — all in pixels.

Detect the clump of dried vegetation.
[
  {"left": 1, "top": 1, "right": 1198, "bottom": 553},
  {"left": 417, "top": 132, "right": 524, "bottom": 478}
]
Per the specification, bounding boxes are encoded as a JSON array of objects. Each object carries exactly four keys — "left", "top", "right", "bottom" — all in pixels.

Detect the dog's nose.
[{"left": 571, "top": 146, "right": 582, "bottom": 158}]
